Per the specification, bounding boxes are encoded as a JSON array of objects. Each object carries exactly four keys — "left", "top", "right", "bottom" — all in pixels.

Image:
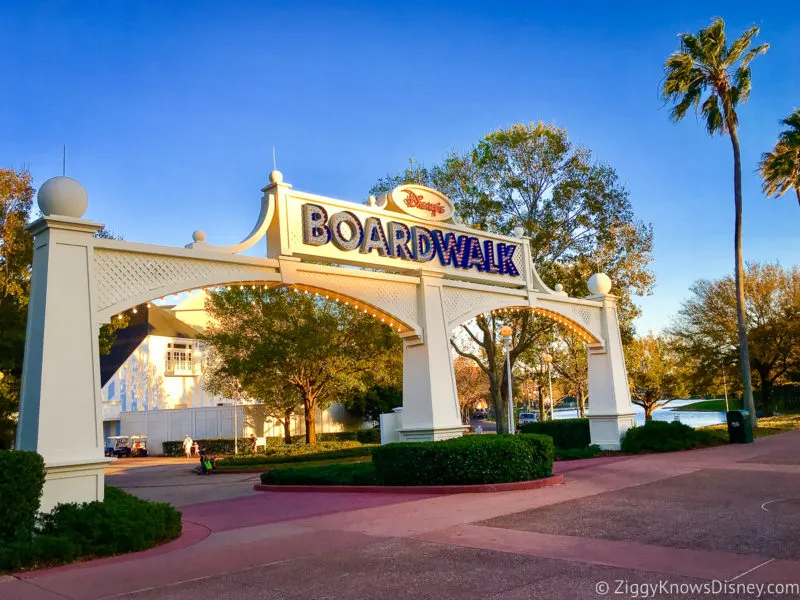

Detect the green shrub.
[
  {"left": 218, "top": 444, "right": 374, "bottom": 467},
  {"left": 621, "top": 421, "right": 699, "bottom": 453},
  {"left": 519, "top": 418, "right": 590, "bottom": 449},
  {"left": 556, "top": 445, "right": 604, "bottom": 460},
  {"left": 0, "top": 450, "right": 46, "bottom": 544},
  {"left": 162, "top": 430, "right": 381, "bottom": 456},
  {"left": 372, "top": 434, "right": 553, "bottom": 486},
  {"left": 0, "top": 486, "right": 181, "bottom": 572},
  {"left": 260, "top": 462, "right": 377, "bottom": 486}
]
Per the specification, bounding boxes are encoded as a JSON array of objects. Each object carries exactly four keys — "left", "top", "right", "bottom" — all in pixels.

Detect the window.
[{"left": 165, "top": 342, "right": 198, "bottom": 376}]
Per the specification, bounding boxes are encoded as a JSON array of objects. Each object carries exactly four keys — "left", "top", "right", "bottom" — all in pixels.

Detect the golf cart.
[{"left": 105, "top": 435, "right": 148, "bottom": 458}]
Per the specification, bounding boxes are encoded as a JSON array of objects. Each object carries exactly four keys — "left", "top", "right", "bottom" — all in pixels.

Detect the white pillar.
[
  {"left": 17, "top": 215, "right": 109, "bottom": 511},
  {"left": 398, "top": 273, "right": 466, "bottom": 441},
  {"left": 586, "top": 293, "right": 636, "bottom": 450}
]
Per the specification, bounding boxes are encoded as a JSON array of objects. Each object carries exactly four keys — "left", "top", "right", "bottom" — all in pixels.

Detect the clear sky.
[{"left": 1, "top": 0, "right": 798, "bottom": 333}]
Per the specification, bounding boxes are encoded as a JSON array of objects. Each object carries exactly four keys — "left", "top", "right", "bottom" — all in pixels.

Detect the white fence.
[{"left": 119, "top": 402, "right": 361, "bottom": 454}]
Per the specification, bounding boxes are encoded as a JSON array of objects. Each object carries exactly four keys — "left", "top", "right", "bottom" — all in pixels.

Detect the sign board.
[{"left": 272, "top": 184, "right": 528, "bottom": 287}]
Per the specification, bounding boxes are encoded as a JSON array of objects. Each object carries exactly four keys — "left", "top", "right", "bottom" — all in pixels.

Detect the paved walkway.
[{"left": 3, "top": 432, "right": 800, "bottom": 599}]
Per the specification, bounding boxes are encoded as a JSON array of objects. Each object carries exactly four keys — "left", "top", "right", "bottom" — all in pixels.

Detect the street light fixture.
[
  {"left": 542, "top": 353, "right": 554, "bottom": 420},
  {"left": 499, "top": 325, "right": 514, "bottom": 434}
]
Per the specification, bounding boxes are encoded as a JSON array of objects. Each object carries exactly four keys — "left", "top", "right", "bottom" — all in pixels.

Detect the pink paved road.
[{"left": 3, "top": 433, "right": 800, "bottom": 599}]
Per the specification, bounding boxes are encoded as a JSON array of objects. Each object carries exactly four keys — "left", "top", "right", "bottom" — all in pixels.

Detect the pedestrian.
[
  {"left": 249, "top": 433, "right": 257, "bottom": 453},
  {"left": 183, "top": 434, "right": 193, "bottom": 458},
  {"left": 191, "top": 441, "right": 199, "bottom": 456}
]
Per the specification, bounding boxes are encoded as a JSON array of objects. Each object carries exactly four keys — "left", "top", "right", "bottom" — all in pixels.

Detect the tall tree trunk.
[
  {"left": 578, "top": 388, "right": 586, "bottom": 418},
  {"left": 758, "top": 372, "right": 775, "bottom": 417},
  {"left": 282, "top": 409, "right": 293, "bottom": 444},
  {"left": 644, "top": 403, "right": 654, "bottom": 423},
  {"left": 538, "top": 386, "right": 546, "bottom": 421},
  {"left": 729, "top": 126, "right": 757, "bottom": 430},
  {"left": 496, "top": 367, "right": 510, "bottom": 434},
  {"left": 303, "top": 394, "right": 317, "bottom": 444},
  {"left": 796, "top": 186, "right": 800, "bottom": 208}
]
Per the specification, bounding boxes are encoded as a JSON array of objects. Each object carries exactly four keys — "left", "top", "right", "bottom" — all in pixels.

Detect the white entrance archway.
[{"left": 17, "top": 172, "right": 635, "bottom": 510}]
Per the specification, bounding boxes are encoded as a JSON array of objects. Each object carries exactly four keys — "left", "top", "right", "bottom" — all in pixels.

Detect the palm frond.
[
  {"left": 701, "top": 94, "right": 724, "bottom": 135},
  {"left": 724, "top": 25, "right": 760, "bottom": 65}
]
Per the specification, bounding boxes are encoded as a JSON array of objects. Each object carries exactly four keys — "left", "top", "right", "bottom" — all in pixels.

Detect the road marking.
[{"left": 726, "top": 558, "right": 775, "bottom": 582}]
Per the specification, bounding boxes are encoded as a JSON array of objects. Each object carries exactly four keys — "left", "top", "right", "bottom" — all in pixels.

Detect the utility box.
[{"left": 726, "top": 411, "right": 754, "bottom": 444}]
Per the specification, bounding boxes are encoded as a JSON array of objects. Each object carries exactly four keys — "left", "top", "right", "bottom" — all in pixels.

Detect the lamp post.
[
  {"left": 232, "top": 388, "right": 240, "bottom": 455},
  {"left": 499, "top": 325, "right": 514, "bottom": 434},
  {"left": 542, "top": 353, "right": 554, "bottom": 420}
]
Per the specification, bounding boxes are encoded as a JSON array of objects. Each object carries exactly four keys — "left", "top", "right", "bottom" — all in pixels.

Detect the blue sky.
[{"left": 1, "top": 0, "right": 798, "bottom": 333}]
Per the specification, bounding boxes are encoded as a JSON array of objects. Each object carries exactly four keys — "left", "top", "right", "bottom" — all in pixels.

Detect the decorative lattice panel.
[
  {"left": 93, "top": 249, "right": 274, "bottom": 314},
  {"left": 536, "top": 297, "right": 604, "bottom": 341},
  {"left": 296, "top": 270, "right": 419, "bottom": 327},
  {"left": 442, "top": 286, "right": 525, "bottom": 328}
]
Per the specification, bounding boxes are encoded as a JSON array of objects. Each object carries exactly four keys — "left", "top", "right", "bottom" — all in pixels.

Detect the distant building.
[{"left": 100, "top": 292, "right": 356, "bottom": 452}]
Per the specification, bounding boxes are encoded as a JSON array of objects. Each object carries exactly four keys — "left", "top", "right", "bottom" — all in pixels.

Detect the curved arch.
[
  {"left": 98, "top": 279, "right": 420, "bottom": 336},
  {"left": 450, "top": 304, "right": 602, "bottom": 345}
]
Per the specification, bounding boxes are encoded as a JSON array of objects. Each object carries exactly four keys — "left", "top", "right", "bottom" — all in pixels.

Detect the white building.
[{"left": 100, "top": 292, "right": 356, "bottom": 453}]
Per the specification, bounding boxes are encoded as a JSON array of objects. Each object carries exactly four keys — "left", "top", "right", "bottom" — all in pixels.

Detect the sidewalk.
[{"left": 4, "top": 431, "right": 799, "bottom": 599}]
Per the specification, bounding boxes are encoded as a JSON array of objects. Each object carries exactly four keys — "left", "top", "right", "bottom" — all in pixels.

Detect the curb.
[{"left": 253, "top": 473, "right": 565, "bottom": 494}]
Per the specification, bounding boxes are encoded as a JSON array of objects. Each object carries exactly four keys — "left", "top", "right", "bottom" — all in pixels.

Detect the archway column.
[
  {"left": 586, "top": 293, "right": 636, "bottom": 449},
  {"left": 17, "top": 216, "right": 108, "bottom": 511},
  {"left": 398, "top": 272, "right": 467, "bottom": 441}
]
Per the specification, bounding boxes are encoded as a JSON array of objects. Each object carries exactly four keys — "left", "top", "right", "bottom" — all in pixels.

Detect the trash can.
[{"left": 726, "top": 410, "right": 754, "bottom": 444}]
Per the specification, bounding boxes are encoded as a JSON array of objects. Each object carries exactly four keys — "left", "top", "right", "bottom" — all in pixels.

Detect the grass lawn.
[
  {"left": 673, "top": 398, "right": 743, "bottom": 412},
  {"left": 219, "top": 455, "right": 371, "bottom": 471},
  {"left": 215, "top": 444, "right": 376, "bottom": 470},
  {"left": 699, "top": 412, "right": 800, "bottom": 439}
]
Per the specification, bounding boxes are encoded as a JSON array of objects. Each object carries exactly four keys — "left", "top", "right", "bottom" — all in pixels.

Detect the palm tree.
[
  {"left": 759, "top": 109, "right": 800, "bottom": 208},
  {"left": 662, "top": 17, "right": 768, "bottom": 428}
]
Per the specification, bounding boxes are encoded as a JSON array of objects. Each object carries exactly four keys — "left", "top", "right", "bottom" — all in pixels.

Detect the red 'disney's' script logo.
[{"left": 402, "top": 189, "right": 446, "bottom": 218}]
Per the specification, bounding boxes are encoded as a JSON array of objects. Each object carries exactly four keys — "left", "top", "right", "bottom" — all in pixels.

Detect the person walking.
[
  {"left": 191, "top": 441, "right": 199, "bottom": 456},
  {"left": 249, "top": 433, "right": 257, "bottom": 453},
  {"left": 183, "top": 434, "right": 193, "bottom": 458}
]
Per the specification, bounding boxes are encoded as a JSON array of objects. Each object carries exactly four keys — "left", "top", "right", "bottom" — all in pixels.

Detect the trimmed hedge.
[
  {"left": 371, "top": 434, "right": 554, "bottom": 486},
  {"left": 519, "top": 418, "right": 590, "bottom": 449},
  {"left": 162, "top": 429, "right": 381, "bottom": 456},
  {"left": 0, "top": 486, "right": 182, "bottom": 571},
  {"left": 260, "top": 462, "right": 377, "bottom": 486},
  {"left": 0, "top": 450, "right": 46, "bottom": 544},
  {"left": 621, "top": 421, "right": 700, "bottom": 453},
  {"left": 217, "top": 444, "right": 374, "bottom": 467}
]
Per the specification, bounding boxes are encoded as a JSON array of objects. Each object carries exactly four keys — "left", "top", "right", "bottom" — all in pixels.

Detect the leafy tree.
[
  {"left": 343, "top": 384, "right": 402, "bottom": 425},
  {"left": 0, "top": 168, "right": 34, "bottom": 448},
  {"left": 372, "top": 123, "right": 654, "bottom": 433},
  {"left": 202, "top": 286, "right": 401, "bottom": 444},
  {"left": 625, "top": 333, "right": 688, "bottom": 421},
  {"left": 547, "top": 327, "right": 589, "bottom": 417},
  {"left": 759, "top": 109, "right": 800, "bottom": 208},
  {"left": 670, "top": 263, "right": 800, "bottom": 416},
  {"left": 662, "top": 17, "right": 769, "bottom": 426},
  {"left": 453, "top": 356, "right": 490, "bottom": 422}
]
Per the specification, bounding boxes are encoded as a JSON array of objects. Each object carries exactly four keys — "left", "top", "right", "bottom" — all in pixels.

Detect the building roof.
[{"left": 99, "top": 304, "right": 200, "bottom": 386}]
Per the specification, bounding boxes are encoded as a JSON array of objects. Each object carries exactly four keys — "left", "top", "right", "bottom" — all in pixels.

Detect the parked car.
[
  {"left": 105, "top": 435, "right": 148, "bottom": 458},
  {"left": 517, "top": 412, "right": 538, "bottom": 427},
  {"left": 472, "top": 408, "right": 487, "bottom": 419}
]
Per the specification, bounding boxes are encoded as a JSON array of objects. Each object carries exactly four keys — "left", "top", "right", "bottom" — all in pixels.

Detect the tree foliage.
[
  {"left": 625, "top": 333, "right": 688, "bottom": 421},
  {"left": 453, "top": 356, "right": 490, "bottom": 422},
  {"left": 372, "top": 123, "right": 654, "bottom": 432},
  {"left": 670, "top": 263, "right": 800, "bottom": 416},
  {"left": 759, "top": 109, "right": 800, "bottom": 208},
  {"left": 201, "top": 286, "right": 402, "bottom": 443},
  {"left": 0, "top": 169, "right": 35, "bottom": 448},
  {"left": 662, "top": 16, "right": 769, "bottom": 427}
]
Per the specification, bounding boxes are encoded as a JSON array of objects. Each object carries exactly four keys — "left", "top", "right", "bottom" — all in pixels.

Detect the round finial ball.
[
  {"left": 587, "top": 273, "right": 612, "bottom": 295},
  {"left": 512, "top": 226, "right": 525, "bottom": 238},
  {"left": 554, "top": 283, "right": 564, "bottom": 293},
  {"left": 37, "top": 176, "right": 88, "bottom": 218},
  {"left": 192, "top": 229, "right": 206, "bottom": 243},
  {"left": 269, "top": 170, "right": 283, "bottom": 184}
]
